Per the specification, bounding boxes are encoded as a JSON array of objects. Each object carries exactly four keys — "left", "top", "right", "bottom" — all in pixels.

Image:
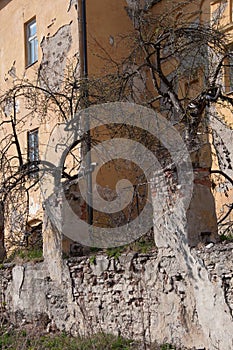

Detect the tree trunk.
[{"left": 0, "top": 201, "right": 6, "bottom": 262}]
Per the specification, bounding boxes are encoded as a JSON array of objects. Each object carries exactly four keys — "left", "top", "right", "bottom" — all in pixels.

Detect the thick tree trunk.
[{"left": 0, "top": 201, "right": 6, "bottom": 262}]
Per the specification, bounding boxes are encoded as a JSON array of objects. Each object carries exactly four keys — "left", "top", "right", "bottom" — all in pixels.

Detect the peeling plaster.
[
  {"left": 125, "top": 0, "right": 161, "bottom": 12},
  {"left": 39, "top": 23, "right": 72, "bottom": 91}
]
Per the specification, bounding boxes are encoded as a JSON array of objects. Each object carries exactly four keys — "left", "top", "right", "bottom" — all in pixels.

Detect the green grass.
[
  {"left": 130, "top": 238, "right": 155, "bottom": 254},
  {"left": 89, "top": 255, "right": 96, "bottom": 265},
  {"left": 0, "top": 324, "right": 181, "bottom": 349},
  {"left": 105, "top": 236, "right": 156, "bottom": 260},
  {"left": 6, "top": 248, "right": 43, "bottom": 263},
  {"left": 106, "top": 246, "right": 125, "bottom": 259},
  {"left": 219, "top": 233, "right": 233, "bottom": 242},
  {"left": 160, "top": 344, "right": 176, "bottom": 350},
  {"left": 0, "top": 329, "right": 135, "bottom": 350}
]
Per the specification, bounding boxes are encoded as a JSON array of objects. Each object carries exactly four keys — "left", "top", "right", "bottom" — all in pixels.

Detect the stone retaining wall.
[{"left": 1, "top": 242, "right": 233, "bottom": 349}]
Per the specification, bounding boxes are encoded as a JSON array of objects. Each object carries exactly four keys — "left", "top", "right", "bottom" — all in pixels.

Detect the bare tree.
[
  {"left": 0, "top": 58, "right": 85, "bottom": 258},
  {"left": 87, "top": 0, "right": 233, "bottom": 235},
  {"left": 0, "top": 0, "right": 233, "bottom": 259}
]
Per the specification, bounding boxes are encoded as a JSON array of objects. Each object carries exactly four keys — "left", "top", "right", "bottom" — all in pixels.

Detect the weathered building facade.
[
  {"left": 0, "top": 0, "right": 232, "bottom": 260},
  {"left": 0, "top": 1, "right": 233, "bottom": 349},
  {"left": 0, "top": 0, "right": 136, "bottom": 255}
]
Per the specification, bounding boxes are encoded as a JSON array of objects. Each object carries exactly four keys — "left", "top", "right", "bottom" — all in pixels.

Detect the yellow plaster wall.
[
  {"left": 0, "top": 0, "right": 230, "bottom": 251},
  {"left": 0, "top": 0, "right": 81, "bottom": 247},
  {"left": 210, "top": 0, "right": 233, "bottom": 230},
  {"left": 86, "top": 0, "right": 133, "bottom": 76}
]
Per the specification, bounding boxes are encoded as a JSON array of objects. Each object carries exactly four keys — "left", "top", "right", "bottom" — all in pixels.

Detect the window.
[
  {"left": 28, "top": 129, "right": 39, "bottom": 177},
  {"left": 25, "top": 18, "right": 38, "bottom": 66},
  {"left": 230, "top": 0, "right": 233, "bottom": 22},
  {"left": 224, "top": 52, "right": 233, "bottom": 93},
  {"left": 211, "top": 0, "right": 228, "bottom": 27}
]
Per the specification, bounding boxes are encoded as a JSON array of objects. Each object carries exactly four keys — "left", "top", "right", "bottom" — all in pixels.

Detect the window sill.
[
  {"left": 219, "top": 22, "right": 233, "bottom": 33},
  {"left": 210, "top": 0, "right": 221, "bottom": 4},
  {"left": 25, "top": 60, "right": 38, "bottom": 69},
  {"left": 225, "top": 90, "right": 233, "bottom": 95}
]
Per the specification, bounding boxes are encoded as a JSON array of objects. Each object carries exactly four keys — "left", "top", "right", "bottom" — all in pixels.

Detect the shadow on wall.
[{"left": 0, "top": 0, "right": 13, "bottom": 11}]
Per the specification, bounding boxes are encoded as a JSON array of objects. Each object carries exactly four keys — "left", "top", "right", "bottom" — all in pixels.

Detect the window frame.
[
  {"left": 224, "top": 51, "right": 233, "bottom": 93},
  {"left": 229, "top": 0, "right": 233, "bottom": 22},
  {"left": 27, "top": 128, "right": 39, "bottom": 178},
  {"left": 25, "top": 17, "right": 38, "bottom": 67}
]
